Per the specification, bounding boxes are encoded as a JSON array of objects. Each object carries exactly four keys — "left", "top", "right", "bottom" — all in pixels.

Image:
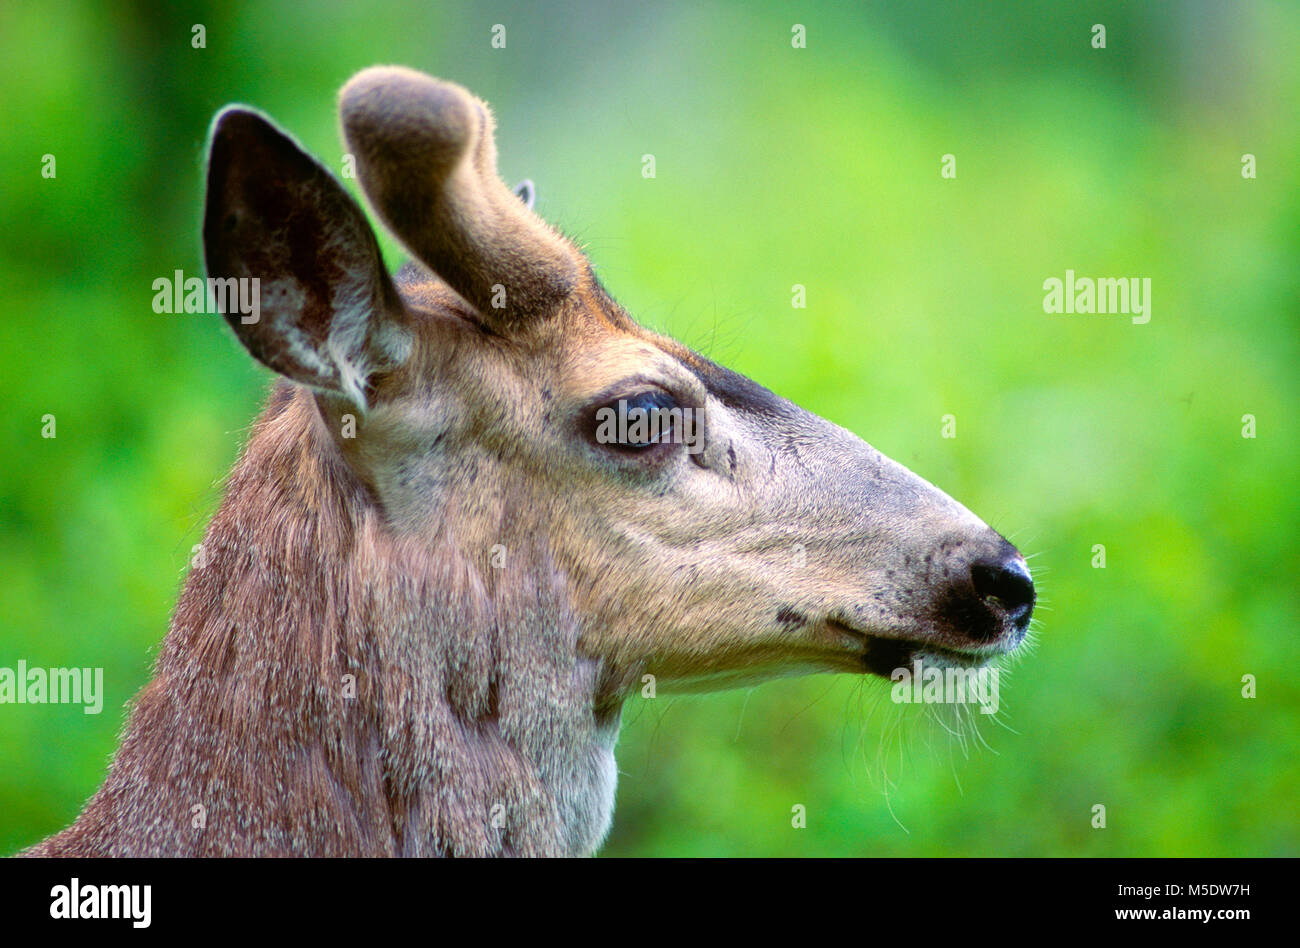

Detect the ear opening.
[{"left": 202, "top": 106, "right": 409, "bottom": 410}]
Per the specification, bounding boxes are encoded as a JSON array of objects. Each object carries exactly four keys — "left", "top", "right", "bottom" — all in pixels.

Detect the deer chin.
[{"left": 826, "top": 619, "right": 1021, "bottom": 679}]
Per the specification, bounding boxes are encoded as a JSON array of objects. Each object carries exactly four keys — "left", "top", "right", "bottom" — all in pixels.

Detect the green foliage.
[{"left": 1, "top": 0, "right": 1295, "bottom": 856}]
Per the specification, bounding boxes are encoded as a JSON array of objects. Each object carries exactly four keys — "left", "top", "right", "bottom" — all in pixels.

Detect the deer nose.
[{"left": 969, "top": 555, "right": 1035, "bottom": 630}]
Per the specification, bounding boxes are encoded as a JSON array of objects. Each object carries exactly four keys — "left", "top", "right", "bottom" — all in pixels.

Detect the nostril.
[{"left": 970, "top": 557, "right": 1036, "bottom": 626}]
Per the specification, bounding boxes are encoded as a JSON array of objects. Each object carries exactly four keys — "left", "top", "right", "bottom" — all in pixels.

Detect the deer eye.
[{"left": 593, "top": 390, "right": 682, "bottom": 451}]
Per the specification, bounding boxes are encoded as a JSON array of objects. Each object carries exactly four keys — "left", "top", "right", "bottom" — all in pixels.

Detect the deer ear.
[
  {"left": 513, "top": 179, "right": 535, "bottom": 210},
  {"left": 203, "top": 107, "right": 409, "bottom": 409},
  {"left": 339, "top": 67, "right": 579, "bottom": 327}
]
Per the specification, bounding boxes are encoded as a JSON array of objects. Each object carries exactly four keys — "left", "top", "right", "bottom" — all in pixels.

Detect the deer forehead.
[
  {"left": 376, "top": 276, "right": 699, "bottom": 412},
  {"left": 557, "top": 330, "right": 703, "bottom": 403}
]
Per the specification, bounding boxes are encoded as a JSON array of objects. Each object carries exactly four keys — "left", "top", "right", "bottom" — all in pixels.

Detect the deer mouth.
[{"left": 826, "top": 619, "right": 1010, "bottom": 679}]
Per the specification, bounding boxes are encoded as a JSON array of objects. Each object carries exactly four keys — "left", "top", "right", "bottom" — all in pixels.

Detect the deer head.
[
  {"left": 30, "top": 67, "right": 1034, "bottom": 858},
  {"left": 208, "top": 64, "right": 1033, "bottom": 684}
]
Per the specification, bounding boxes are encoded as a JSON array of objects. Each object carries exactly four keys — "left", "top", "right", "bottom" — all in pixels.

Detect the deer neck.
[{"left": 54, "top": 388, "right": 621, "bottom": 856}]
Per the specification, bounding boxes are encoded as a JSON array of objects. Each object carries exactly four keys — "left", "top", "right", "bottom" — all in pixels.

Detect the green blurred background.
[{"left": 1, "top": 0, "right": 1296, "bottom": 856}]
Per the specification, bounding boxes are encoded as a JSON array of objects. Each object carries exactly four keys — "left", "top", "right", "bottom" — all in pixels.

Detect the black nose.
[{"left": 970, "top": 556, "right": 1035, "bottom": 629}]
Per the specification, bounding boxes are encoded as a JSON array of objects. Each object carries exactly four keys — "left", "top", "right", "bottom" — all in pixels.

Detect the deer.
[{"left": 23, "top": 66, "right": 1035, "bottom": 857}]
